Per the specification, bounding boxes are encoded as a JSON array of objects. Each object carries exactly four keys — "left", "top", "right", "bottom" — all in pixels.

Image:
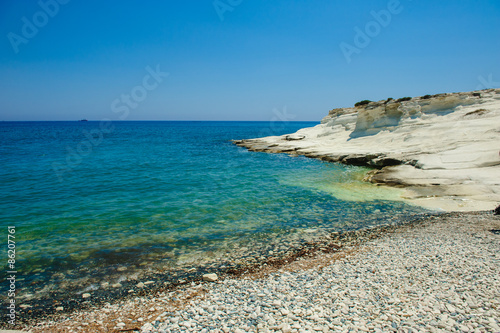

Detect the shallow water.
[{"left": 0, "top": 121, "right": 428, "bottom": 316}]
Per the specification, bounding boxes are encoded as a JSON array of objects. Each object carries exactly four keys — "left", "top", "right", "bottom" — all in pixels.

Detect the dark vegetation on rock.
[
  {"left": 396, "top": 97, "right": 412, "bottom": 103},
  {"left": 354, "top": 100, "right": 372, "bottom": 107}
]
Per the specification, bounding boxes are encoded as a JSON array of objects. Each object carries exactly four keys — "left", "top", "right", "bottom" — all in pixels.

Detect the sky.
[{"left": 0, "top": 0, "right": 499, "bottom": 121}]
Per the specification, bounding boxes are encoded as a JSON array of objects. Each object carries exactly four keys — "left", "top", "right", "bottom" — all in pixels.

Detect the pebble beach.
[{"left": 26, "top": 211, "right": 500, "bottom": 333}]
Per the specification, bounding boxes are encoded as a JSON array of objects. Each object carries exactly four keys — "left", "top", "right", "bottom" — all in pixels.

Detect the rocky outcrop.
[
  {"left": 234, "top": 89, "right": 500, "bottom": 211},
  {"left": 321, "top": 92, "right": 479, "bottom": 138}
]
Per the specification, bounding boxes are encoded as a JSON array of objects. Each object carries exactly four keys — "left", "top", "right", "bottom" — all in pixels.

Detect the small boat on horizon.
[{"left": 79, "top": 119, "right": 88, "bottom": 122}]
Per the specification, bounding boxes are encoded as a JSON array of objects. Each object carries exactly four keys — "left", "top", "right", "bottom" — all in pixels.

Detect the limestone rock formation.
[{"left": 234, "top": 89, "right": 500, "bottom": 211}]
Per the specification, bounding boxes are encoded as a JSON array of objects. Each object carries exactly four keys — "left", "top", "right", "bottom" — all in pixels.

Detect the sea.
[{"left": 0, "top": 121, "right": 429, "bottom": 320}]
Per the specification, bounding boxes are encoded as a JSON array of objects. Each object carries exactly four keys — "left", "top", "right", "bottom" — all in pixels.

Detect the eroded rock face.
[
  {"left": 345, "top": 93, "right": 478, "bottom": 138},
  {"left": 320, "top": 92, "right": 483, "bottom": 139},
  {"left": 419, "top": 93, "right": 477, "bottom": 114},
  {"left": 350, "top": 101, "right": 403, "bottom": 138}
]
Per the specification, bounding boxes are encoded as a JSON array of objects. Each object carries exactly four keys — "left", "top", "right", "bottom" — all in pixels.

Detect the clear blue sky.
[{"left": 1, "top": 0, "right": 499, "bottom": 121}]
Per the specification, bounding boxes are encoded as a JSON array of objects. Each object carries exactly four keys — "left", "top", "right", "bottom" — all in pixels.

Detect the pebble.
[
  {"left": 137, "top": 213, "right": 499, "bottom": 333},
  {"left": 82, "top": 293, "right": 91, "bottom": 299},
  {"left": 202, "top": 273, "right": 218, "bottom": 282}
]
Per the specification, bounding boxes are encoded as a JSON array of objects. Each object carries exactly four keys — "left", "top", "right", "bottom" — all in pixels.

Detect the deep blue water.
[{"left": 0, "top": 121, "right": 427, "bottom": 306}]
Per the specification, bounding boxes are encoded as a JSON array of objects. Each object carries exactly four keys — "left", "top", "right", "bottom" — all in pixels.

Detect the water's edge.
[{"left": 11, "top": 211, "right": 437, "bottom": 326}]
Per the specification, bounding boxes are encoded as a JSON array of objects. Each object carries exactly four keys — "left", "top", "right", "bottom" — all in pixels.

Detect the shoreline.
[
  {"left": 21, "top": 210, "right": 500, "bottom": 332},
  {"left": 12, "top": 211, "right": 431, "bottom": 330},
  {"left": 4, "top": 207, "right": 428, "bottom": 328}
]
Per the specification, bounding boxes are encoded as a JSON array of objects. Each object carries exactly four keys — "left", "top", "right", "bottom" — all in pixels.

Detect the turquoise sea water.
[{"left": 1, "top": 121, "right": 428, "bottom": 316}]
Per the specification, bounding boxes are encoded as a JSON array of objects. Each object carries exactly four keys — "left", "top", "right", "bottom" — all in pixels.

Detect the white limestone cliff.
[{"left": 234, "top": 89, "right": 500, "bottom": 211}]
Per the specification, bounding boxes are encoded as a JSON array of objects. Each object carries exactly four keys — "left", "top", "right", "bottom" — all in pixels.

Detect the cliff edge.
[{"left": 234, "top": 89, "right": 500, "bottom": 211}]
